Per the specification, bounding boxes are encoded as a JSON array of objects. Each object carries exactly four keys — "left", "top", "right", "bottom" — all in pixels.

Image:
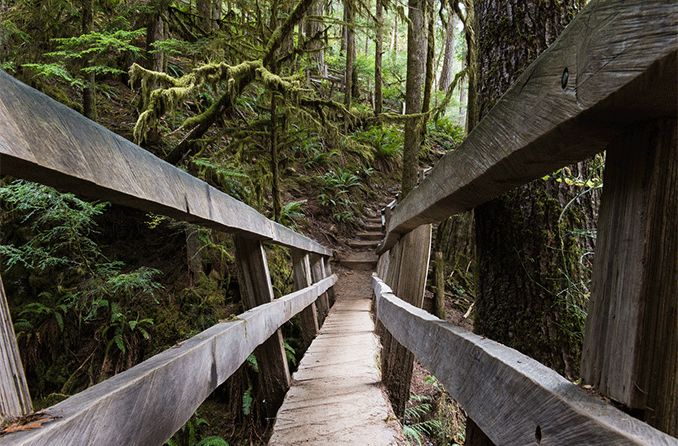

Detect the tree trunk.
[
  {"left": 81, "top": 0, "right": 96, "bottom": 120},
  {"left": 270, "top": 94, "right": 281, "bottom": 222},
  {"left": 197, "top": 0, "right": 212, "bottom": 32},
  {"left": 400, "top": 0, "right": 426, "bottom": 196},
  {"left": 467, "top": 1, "right": 590, "bottom": 443},
  {"left": 374, "top": 0, "right": 383, "bottom": 115},
  {"left": 438, "top": 10, "right": 456, "bottom": 91},
  {"left": 421, "top": 0, "right": 435, "bottom": 115},
  {"left": 212, "top": 0, "right": 221, "bottom": 30},
  {"left": 344, "top": 0, "right": 355, "bottom": 111},
  {"left": 305, "top": 0, "right": 326, "bottom": 75},
  {"left": 390, "top": 14, "right": 398, "bottom": 60}
]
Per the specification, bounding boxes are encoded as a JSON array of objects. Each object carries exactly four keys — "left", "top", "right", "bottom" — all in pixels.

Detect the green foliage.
[
  {"left": 165, "top": 412, "right": 229, "bottom": 446},
  {"left": 427, "top": 117, "right": 465, "bottom": 151},
  {"left": 403, "top": 394, "right": 444, "bottom": 446},
  {"left": 0, "top": 181, "right": 162, "bottom": 395},
  {"left": 279, "top": 200, "right": 306, "bottom": 229},
  {"left": 23, "top": 29, "right": 144, "bottom": 88},
  {"left": 354, "top": 125, "right": 403, "bottom": 160}
]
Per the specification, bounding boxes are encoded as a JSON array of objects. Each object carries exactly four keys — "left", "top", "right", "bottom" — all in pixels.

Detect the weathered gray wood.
[
  {"left": 0, "top": 274, "right": 32, "bottom": 423},
  {"left": 582, "top": 119, "right": 677, "bottom": 434},
  {"left": 291, "top": 249, "right": 319, "bottom": 351},
  {"left": 234, "top": 237, "right": 290, "bottom": 417},
  {"left": 322, "top": 258, "right": 336, "bottom": 306},
  {"left": 380, "top": 224, "right": 432, "bottom": 417},
  {"left": 0, "top": 71, "right": 330, "bottom": 256},
  {"left": 310, "top": 254, "right": 330, "bottom": 325},
  {"left": 0, "top": 275, "right": 336, "bottom": 446},
  {"left": 372, "top": 275, "right": 678, "bottom": 446},
  {"left": 379, "top": 0, "right": 678, "bottom": 252}
]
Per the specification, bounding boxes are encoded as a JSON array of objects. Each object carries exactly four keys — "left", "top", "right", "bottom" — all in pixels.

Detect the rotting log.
[
  {"left": 234, "top": 237, "right": 291, "bottom": 417},
  {"left": 0, "top": 274, "right": 32, "bottom": 423},
  {"left": 372, "top": 275, "right": 678, "bottom": 445},
  {"left": 291, "top": 249, "right": 319, "bottom": 351},
  {"left": 0, "top": 275, "right": 336, "bottom": 446},
  {"left": 379, "top": 0, "right": 678, "bottom": 253},
  {"left": 0, "top": 71, "right": 329, "bottom": 256},
  {"left": 582, "top": 119, "right": 678, "bottom": 434}
]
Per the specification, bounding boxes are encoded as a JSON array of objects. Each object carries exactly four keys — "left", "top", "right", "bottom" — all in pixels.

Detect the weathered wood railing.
[
  {"left": 0, "top": 70, "right": 336, "bottom": 444},
  {"left": 375, "top": 0, "right": 677, "bottom": 444}
]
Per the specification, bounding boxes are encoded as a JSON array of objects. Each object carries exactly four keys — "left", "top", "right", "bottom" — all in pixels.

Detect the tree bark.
[
  {"left": 438, "top": 9, "right": 456, "bottom": 92},
  {"left": 197, "top": 0, "right": 212, "bottom": 32},
  {"left": 467, "top": 1, "right": 590, "bottom": 443},
  {"left": 270, "top": 94, "right": 281, "bottom": 222},
  {"left": 374, "top": 0, "right": 383, "bottom": 115},
  {"left": 400, "top": 0, "right": 426, "bottom": 196},
  {"left": 344, "top": 0, "right": 355, "bottom": 111},
  {"left": 421, "top": 0, "right": 435, "bottom": 115}
]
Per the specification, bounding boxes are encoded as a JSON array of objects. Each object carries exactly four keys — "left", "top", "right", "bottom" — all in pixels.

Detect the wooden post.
[
  {"left": 291, "top": 249, "right": 319, "bottom": 351},
  {"left": 582, "top": 119, "right": 677, "bottom": 435},
  {"left": 310, "top": 254, "right": 330, "bottom": 326},
  {"left": 0, "top": 274, "right": 32, "bottom": 423},
  {"left": 380, "top": 224, "right": 432, "bottom": 418},
  {"left": 322, "top": 257, "right": 336, "bottom": 306},
  {"left": 234, "top": 237, "right": 291, "bottom": 418}
]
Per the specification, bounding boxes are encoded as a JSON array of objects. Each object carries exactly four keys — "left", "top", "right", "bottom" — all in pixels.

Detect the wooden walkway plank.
[
  {"left": 373, "top": 275, "right": 678, "bottom": 446},
  {"left": 269, "top": 270, "right": 403, "bottom": 445},
  {"left": 0, "top": 276, "right": 336, "bottom": 446}
]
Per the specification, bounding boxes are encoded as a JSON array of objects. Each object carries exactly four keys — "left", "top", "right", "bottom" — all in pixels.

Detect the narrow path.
[{"left": 269, "top": 215, "right": 403, "bottom": 445}]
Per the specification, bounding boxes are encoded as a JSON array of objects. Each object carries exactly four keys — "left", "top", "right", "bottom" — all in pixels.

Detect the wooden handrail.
[
  {"left": 379, "top": 0, "right": 677, "bottom": 253},
  {"left": 0, "top": 275, "right": 336, "bottom": 446},
  {"left": 372, "top": 275, "right": 676, "bottom": 445},
  {"left": 0, "top": 71, "right": 330, "bottom": 256}
]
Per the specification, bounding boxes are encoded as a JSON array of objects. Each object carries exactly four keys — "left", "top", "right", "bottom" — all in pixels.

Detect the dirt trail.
[{"left": 269, "top": 212, "right": 404, "bottom": 445}]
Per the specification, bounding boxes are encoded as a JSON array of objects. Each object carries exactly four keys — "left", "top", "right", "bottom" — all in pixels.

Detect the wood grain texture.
[
  {"left": 234, "top": 237, "right": 291, "bottom": 416},
  {"left": 291, "top": 249, "right": 319, "bottom": 351},
  {"left": 0, "top": 275, "right": 336, "bottom": 446},
  {"left": 0, "top": 71, "right": 330, "bottom": 256},
  {"left": 0, "top": 274, "right": 32, "bottom": 422},
  {"left": 582, "top": 119, "right": 677, "bottom": 434},
  {"left": 379, "top": 0, "right": 678, "bottom": 253},
  {"left": 310, "top": 254, "right": 330, "bottom": 326},
  {"left": 372, "top": 275, "right": 678, "bottom": 445},
  {"left": 380, "top": 225, "right": 432, "bottom": 417}
]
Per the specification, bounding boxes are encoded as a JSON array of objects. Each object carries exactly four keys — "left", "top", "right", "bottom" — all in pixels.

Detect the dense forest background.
[{"left": 0, "top": 0, "right": 603, "bottom": 444}]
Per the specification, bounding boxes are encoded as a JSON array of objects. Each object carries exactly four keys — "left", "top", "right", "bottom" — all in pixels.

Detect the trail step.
[
  {"left": 362, "top": 222, "right": 382, "bottom": 231},
  {"left": 364, "top": 216, "right": 382, "bottom": 224},
  {"left": 348, "top": 239, "right": 380, "bottom": 249},
  {"left": 356, "top": 231, "right": 383, "bottom": 241},
  {"left": 337, "top": 252, "right": 378, "bottom": 271}
]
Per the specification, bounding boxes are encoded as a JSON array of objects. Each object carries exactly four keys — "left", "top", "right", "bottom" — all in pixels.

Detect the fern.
[{"left": 195, "top": 437, "right": 229, "bottom": 446}]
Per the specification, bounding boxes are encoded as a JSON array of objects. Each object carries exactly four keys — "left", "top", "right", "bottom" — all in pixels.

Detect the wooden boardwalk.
[{"left": 268, "top": 268, "right": 402, "bottom": 445}]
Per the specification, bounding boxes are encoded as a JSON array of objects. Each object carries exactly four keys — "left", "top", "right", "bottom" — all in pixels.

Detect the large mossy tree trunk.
[
  {"left": 467, "top": 1, "right": 595, "bottom": 444},
  {"left": 400, "top": 0, "right": 426, "bottom": 196}
]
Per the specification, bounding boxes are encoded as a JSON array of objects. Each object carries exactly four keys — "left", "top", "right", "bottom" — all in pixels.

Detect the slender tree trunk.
[
  {"left": 374, "top": 0, "right": 383, "bottom": 115},
  {"left": 81, "top": 0, "right": 96, "bottom": 120},
  {"left": 270, "top": 94, "right": 281, "bottom": 222},
  {"left": 390, "top": 14, "right": 398, "bottom": 60},
  {"left": 212, "top": 0, "right": 221, "bottom": 30},
  {"left": 305, "top": 0, "right": 326, "bottom": 75},
  {"left": 438, "top": 10, "right": 456, "bottom": 91},
  {"left": 344, "top": 0, "right": 355, "bottom": 111},
  {"left": 466, "top": 1, "right": 591, "bottom": 444},
  {"left": 421, "top": 0, "right": 435, "bottom": 115},
  {"left": 198, "top": 0, "right": 212, "bottom": 32},
  {"left": 400, "top": 0, "right": 426, "bottom": 196}
]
